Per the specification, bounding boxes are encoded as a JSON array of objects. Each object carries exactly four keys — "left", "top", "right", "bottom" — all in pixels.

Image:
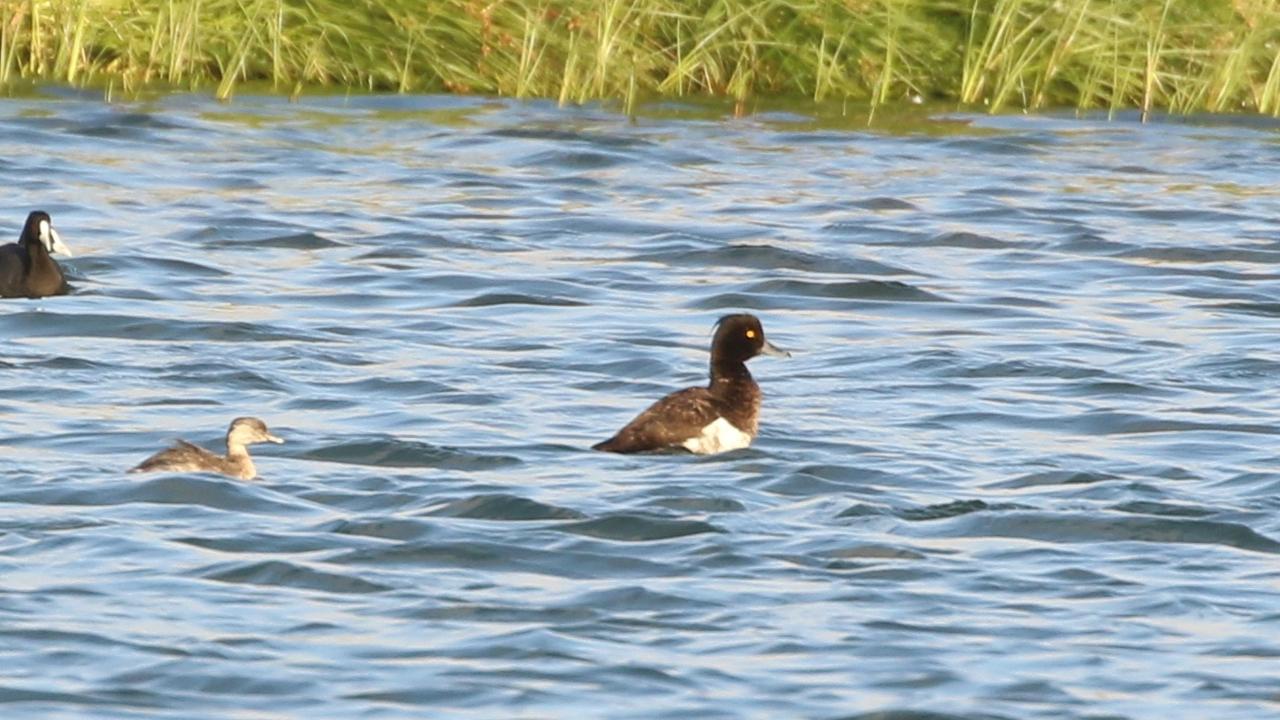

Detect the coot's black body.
[{"left": 0, "top": 211, "right": 72, "bottom": 299}]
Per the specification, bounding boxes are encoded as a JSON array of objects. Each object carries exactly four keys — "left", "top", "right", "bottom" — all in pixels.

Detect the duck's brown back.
[{"left": 129, "top": 440, "right": 251, "bottom": 479}]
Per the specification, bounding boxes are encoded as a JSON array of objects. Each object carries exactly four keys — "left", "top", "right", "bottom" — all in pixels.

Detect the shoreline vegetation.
[{"left": 1, "top": 0, "right": 1279, "bottom": 116}]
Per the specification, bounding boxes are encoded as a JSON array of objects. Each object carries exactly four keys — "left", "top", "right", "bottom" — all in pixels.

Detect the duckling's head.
[
  {"left": 227, "top": 417, "right": 284, "bottom": 447},
  {"left": 21, "top": 211, "right": 73, "bottom": 257}
]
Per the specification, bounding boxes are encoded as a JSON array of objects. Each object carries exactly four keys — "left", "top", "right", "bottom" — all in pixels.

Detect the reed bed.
[{"left": 2, "top": 0, "right": 1279, "bottom": 115}]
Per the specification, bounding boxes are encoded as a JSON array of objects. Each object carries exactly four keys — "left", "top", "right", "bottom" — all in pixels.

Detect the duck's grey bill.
[{"left": 761, "top": 340, "right": 791, "bottom": 358}]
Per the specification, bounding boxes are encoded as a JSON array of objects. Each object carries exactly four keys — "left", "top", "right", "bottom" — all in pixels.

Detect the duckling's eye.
[{"left": 745, "top": 330, "right": 756, "bottom": 339}]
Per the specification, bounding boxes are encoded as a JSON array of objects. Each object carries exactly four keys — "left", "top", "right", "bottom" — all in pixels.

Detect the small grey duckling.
[
  {"left": 0, "top": 210, "right": 74, "bottom": 298},
  {"left": 129, "top": 417, "right": 284, "bottom": 480}
]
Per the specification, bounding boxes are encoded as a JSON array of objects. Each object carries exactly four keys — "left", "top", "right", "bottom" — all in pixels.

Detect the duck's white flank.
[{"left": 681, "top": 416, "right": 753, "bottom": 455}]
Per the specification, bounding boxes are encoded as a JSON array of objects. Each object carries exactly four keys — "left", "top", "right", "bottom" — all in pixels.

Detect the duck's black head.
[
  {"left": 19, "top": 211, "right": 72, "bottom": 256},
  {"left": 710, "top": 313, "right": 790, "bottom": 367}
]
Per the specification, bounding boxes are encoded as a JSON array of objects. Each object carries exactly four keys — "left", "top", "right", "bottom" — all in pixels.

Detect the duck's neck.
[
  {"left": 226, "top": 442, "right": 256, "bottom": 480},
  {"left": 26, "top": 240, "right": 60, "bottom": 274},
  {"left": 25, "top": 241, "right": 65, "bottom": 292},
  {"left": 708, "top": 356, "right": 762, "bottom": 435},
  {"left": 709, "top": 357, "right": 754, "bottom": 394}
]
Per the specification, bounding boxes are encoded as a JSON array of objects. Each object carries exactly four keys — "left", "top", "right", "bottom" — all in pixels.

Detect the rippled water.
[{"left": 2, "top": 91, "right": 1280, "bottom": 719}]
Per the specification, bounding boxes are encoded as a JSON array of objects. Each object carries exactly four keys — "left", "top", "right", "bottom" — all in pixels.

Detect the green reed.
[{"left": 2, "top": 0, "right": 1279, "bottom": 115}]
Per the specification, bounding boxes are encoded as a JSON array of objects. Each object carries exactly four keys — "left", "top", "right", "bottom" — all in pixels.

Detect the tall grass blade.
[{"left": 0, "top": 0, "right": 1274, "bottom": 118}]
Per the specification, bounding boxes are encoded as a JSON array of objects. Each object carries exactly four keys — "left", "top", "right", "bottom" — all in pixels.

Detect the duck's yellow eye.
[{"left": 746, "top": 330, "right": 756, "bottom": 339}]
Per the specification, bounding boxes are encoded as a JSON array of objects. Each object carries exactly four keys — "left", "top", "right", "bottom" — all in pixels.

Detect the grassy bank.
[{"left": 2, "top": 0, "right": 1279, "bottom": 115}]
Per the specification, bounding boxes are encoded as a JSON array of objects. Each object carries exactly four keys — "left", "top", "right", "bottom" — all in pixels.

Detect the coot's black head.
[
  {"left": 711, "top": 313, "right": 789, "bottom": 365},
  {"left": 19, "top": 210, "right": 72, "bottom": 256}
]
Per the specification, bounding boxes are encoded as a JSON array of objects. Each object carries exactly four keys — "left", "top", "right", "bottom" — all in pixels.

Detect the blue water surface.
[{"left": 2, "top": 91, "right": 1280, "bottom": 719}]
